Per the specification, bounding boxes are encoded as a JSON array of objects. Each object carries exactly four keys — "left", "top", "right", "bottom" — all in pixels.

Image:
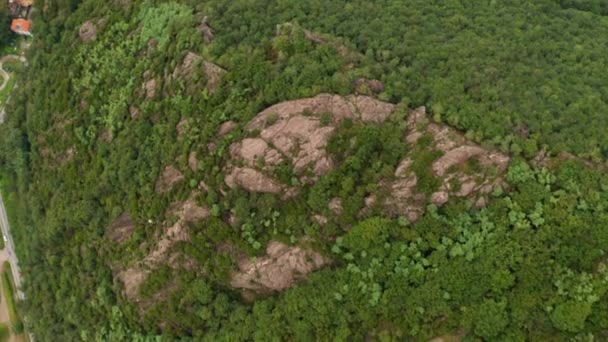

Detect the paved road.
[{"left": 0, "top": 192, "right": 24, "bottom": 300}]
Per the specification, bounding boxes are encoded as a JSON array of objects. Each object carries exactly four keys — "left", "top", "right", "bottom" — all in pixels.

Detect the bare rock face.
[
  {"left": 229, "top": 138, "right": 283, "bottom": 168},
  {"left": 226, "top": 94, "right": 395, "bottom": 194},
  {"left": 107, "top": 213, "right": 135, "bottom": 243},
  {"left": 156, "top": 166, "right": 185, "bottom": 193},
  {"left": 231, "top": 241, "right": 330, "bottom": 292},
  {"left": 79, "top": 20, "right": 97, "bottom": 42},
  {"left": 226, "top": 95, "right": 507, "bottom": 222},
  {"left": 225, "top": 167, "right": 283, "bottom": 193},
  {"left": 247, "top": 93, "right": 393, "bottom": 130}
]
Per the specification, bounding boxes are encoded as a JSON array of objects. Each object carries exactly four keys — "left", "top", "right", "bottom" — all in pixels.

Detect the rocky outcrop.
[
  {"left": 383, "top": 106, "right": 510, "bottom": 219},
  {"left": 226, "top": 94, "right": 507, "bottom": 220},
  {"left": 118, "top": 192, "right": 209, "bottom": 301},
  {"left": 226, "top": 94, "right": 395, "bottom": 193},
  {"left": 246, "top": 93, "right": 393, "bottom": 130},
  {"left": 231, "top": 241, "right": 329, "bottom": 292}
]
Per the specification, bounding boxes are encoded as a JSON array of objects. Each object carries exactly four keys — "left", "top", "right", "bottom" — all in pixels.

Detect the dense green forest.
[{"left": 0, "top": 0, "right": 608, "bottom": 340}]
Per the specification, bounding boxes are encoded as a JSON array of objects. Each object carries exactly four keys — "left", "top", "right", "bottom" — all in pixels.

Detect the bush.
[
  {"left": 551, "top": 301, "right": 591, "bottom": 333},
  {"left": 474, "top": 299, "right": 509, "bottom": 339}
]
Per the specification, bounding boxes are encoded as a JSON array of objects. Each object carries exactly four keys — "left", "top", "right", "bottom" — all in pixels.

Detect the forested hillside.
[{"left": 0, "top": 0, "right": 608, "bottom": 340}]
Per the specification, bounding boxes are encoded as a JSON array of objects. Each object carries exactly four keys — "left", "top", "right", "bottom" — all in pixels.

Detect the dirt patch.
[
  {"left": 231, "top": 241, "right": 330, "bottom": 292},
  {"left": 156, "top": 165, "right": 185, "bottom": 193},
  {"left": 107, "top": 213, "right": 135, "bottom": 243}
]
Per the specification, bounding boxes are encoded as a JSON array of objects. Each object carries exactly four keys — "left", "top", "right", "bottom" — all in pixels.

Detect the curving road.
[
  {"left": 0, "top": 55, "right": 24, "bottom": 91},
  {"left": 0, "top": 54, "right": 27, "bottom": 124}
]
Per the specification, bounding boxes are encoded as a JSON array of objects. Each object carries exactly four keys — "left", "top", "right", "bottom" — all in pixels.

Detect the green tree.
[{"left": 551, "top": 301, "right": 592, "bottom": 333}]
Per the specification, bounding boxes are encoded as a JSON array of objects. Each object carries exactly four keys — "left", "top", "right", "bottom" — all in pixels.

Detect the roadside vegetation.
[
  {"left": 0, "top": 0, "right": 607, "bottom": 341},
  {"left": 0, "top": 323, "right": 9, "bottom": 342},
  {"left": 2, "top": 262, "right": 22, "bottom": 335}
]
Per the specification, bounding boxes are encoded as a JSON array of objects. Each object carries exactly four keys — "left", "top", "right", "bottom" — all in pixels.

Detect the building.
[{"left": 10, "top": 19, "right": 32, "bottom": 36}]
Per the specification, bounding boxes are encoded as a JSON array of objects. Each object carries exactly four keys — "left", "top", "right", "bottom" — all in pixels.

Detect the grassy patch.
[
  {"left": 0, "top": 323, "right": 8, "bottom": 342},
  {"left": 2, "top": 262, "right": 21, "bottom": 334}
]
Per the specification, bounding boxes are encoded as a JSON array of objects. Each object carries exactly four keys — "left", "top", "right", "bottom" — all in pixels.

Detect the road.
[
  {"left": 0, "top": 55, "right": 24, "bottom": 91},
  {"left": 0, "top": 54, "right": 26, "bottom": 123},
  {"left": 0, "top": 192, "right": 24, "bottom": 300}
]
